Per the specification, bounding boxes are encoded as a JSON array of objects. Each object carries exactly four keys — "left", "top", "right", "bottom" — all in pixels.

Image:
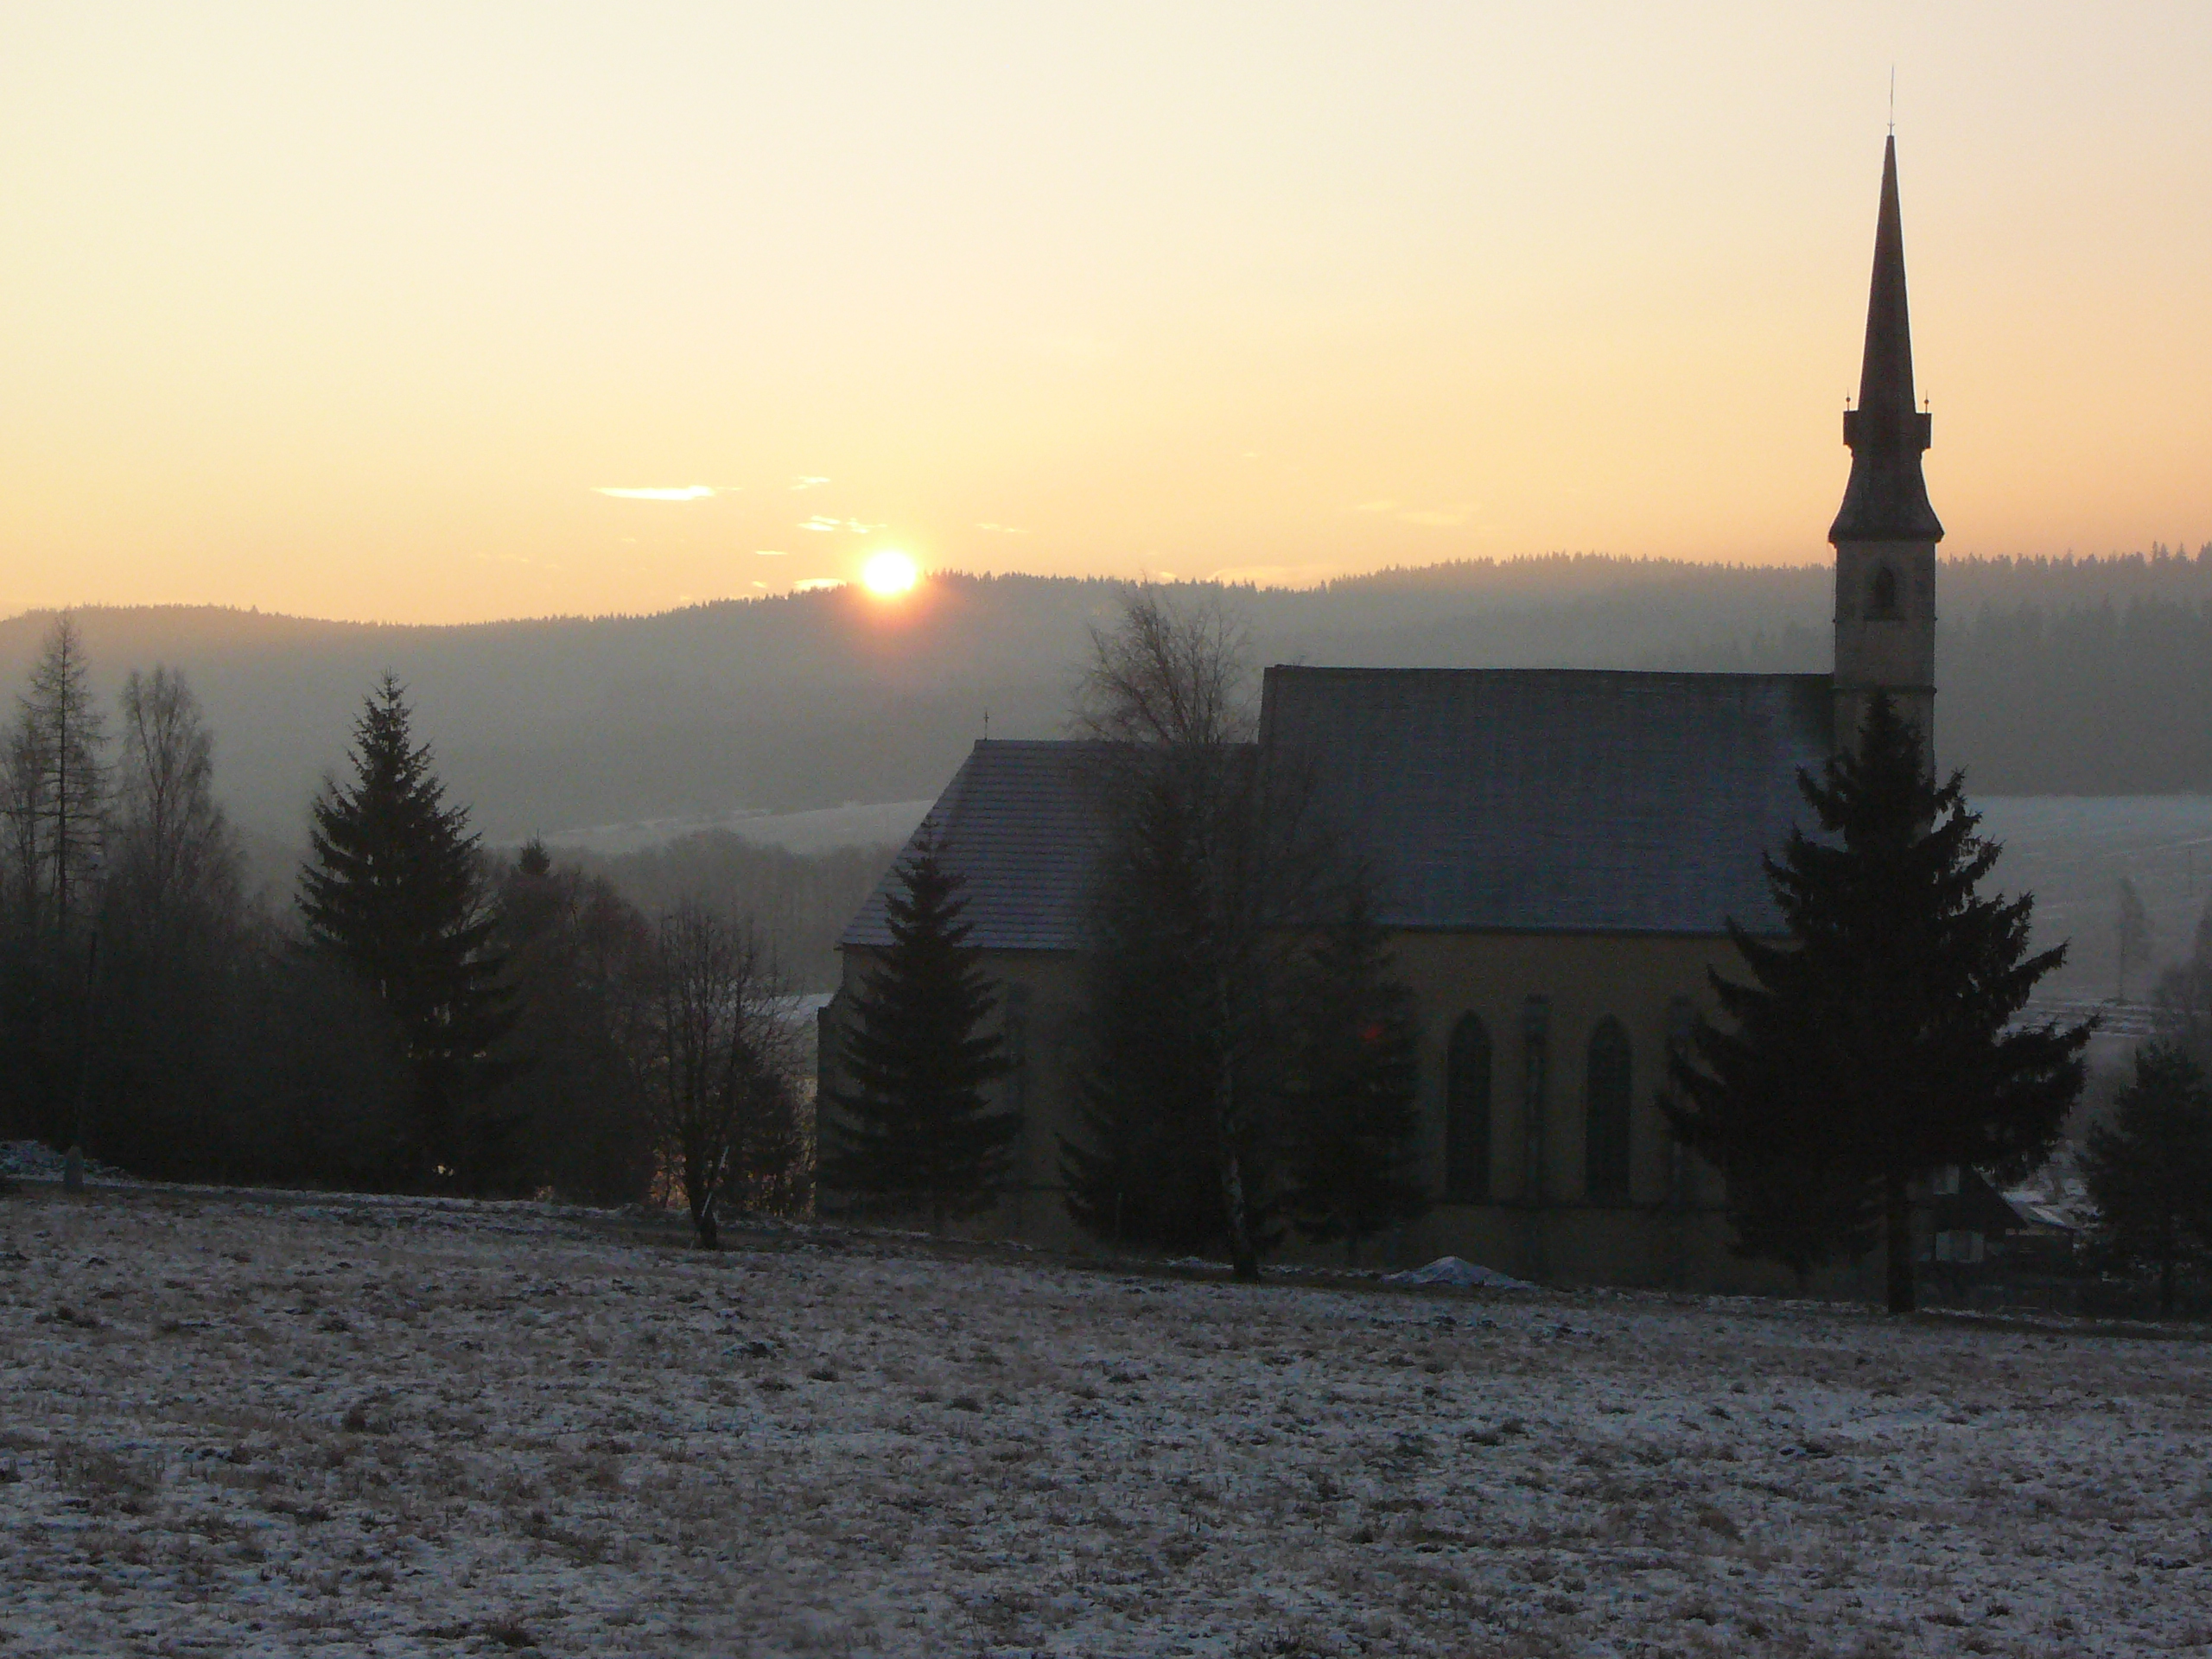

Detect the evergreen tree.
[
  {"left": 0, "top": 616, "right": 109, "bottom": 1146},
  {"left": 299, "top": 675, "right": 514, "bottom": 1189},
  {"left": 486, "top": 840, "right": 656, "bottom": 1205},
  {"left": 1060, "top": 762, "right": 1260, "bottom": 1257},
  {"left": 823, "top": 830, "right": 1015, "bottom": 1230},
  {"left": 1277, "top": 887, "right": 1427, "bottom": 1262},
  {"left": 2081, "top": 1042, "right": 2212, "bottom": 1316},
  {"left": 1666, "top": 695, "right": 2093, "bottom": 1312},
  {"left": 16, "top": 615, "right": 108, "bottom": 944}
]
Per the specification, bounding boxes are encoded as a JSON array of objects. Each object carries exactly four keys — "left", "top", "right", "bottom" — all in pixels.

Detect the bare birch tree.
[
  {"left": 111, "top": 668, "right": 241, "bottom": 944},
  {"left": 625, "top": 900, "right": 803, "bottom": 1248},
  {"left": 1068, "top": 588, "right": 1281, "bottom": 1281}
]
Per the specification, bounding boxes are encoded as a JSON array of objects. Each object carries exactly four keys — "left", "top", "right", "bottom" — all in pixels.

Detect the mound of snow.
[{"left": 1385, "top": 1255, "right": 1532, "bottom": 1290}]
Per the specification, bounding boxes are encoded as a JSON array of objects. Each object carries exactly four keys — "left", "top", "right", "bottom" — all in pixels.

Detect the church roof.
[
  {"left": 840, "top": 741, "right": 1111, "bottom": 953},
  {"left": 1830, "top": 135, "right": 1945, "bottom": 543},
  {"left": 842, "top": 668, "right": 1835, "bottom": 953},
  {"left": 1261, "top": 666, "right": 1835, "bottom": 937}
]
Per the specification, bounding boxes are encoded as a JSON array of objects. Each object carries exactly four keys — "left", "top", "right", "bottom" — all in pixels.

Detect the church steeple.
[
  {"left": 1830, "top": 135, "right": 1943, "bottom": 544},
  {"left": 1829, "top": 135, "right": 1941, "bottom": 764}
]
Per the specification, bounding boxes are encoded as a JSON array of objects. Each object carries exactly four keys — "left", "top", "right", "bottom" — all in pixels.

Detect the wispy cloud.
[
  {"left": 1350, "top": 498, "right": 1477, "bottom": 527},
  {"left": 792, "top": 577, "right": 846, "bottom": 593},
  {"left": 791, "top": 476, "right": 830, "bottom": 491},
  {"left": 976, "top": 522, "right": 1029, "bottom": 535},
  {"left": 798, "top": 516, "right": 883, "bottom": 534},
  {"left": 594, "top": 486, "right": 718, "bottom": 501},
  {"left": 753, "top": 549, "right": 788, "bottom": 556}
]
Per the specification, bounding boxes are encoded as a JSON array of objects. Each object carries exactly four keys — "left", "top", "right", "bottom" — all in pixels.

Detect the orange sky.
[{"left": 4, "top": 3, "right": 2208, "bottom": 624}]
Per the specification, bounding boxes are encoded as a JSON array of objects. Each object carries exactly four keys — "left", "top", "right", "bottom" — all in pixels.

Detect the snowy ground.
[{"left": 3, "top": 1185, "right": 2209, "bottom": 1657}]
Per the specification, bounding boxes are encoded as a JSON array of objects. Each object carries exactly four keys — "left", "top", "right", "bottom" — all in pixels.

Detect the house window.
[
  {"left": 1445, "top": 1014, "right": 1491, "bottom": 1202},
  {"left": 1585, "top": 1017, "right": 1631, "bottom": 1204},
  {"left": 1869, "top": 563, "right": 1902, "bottom": 620}
]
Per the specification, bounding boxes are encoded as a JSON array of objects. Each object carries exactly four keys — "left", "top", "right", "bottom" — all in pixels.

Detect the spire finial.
[{"left": 1888, "top": 67, "right": 1896, "bottom": 136}]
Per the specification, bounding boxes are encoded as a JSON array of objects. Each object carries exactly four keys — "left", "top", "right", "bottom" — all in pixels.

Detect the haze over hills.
[{"left": 3, "top": 549, "right": 2210, "bottom": 842}]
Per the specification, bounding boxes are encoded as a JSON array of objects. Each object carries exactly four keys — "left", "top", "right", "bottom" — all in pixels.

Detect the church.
[{"left": 823, "top": 137, "right": 1943, "bottom": 1291}]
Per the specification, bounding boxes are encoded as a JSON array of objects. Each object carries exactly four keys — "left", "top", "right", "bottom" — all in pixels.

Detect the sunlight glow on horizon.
[{"left": 861, "top": 551, "right": 920, "bottom": 599}]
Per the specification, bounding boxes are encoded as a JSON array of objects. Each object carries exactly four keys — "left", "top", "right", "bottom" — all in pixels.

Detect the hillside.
[{"left": 3, "top": 548, "right": 2209, "bottom": 839}]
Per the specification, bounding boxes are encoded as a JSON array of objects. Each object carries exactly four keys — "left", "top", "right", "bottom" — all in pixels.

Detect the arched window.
[
  {"left": 1585, "top": 1018, "right": 1631, "bottom": 1204},
  {"left": 1869, "top": 563, "right": 1901, "bottom": 620},
  {"left": 1445, "top": 1014, "right": 1491, "bottom": 1202}
]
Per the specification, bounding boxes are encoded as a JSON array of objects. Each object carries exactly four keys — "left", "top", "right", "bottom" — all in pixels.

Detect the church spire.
[{"left": 1829, "top": 135, "right": 1943, "bottom": 543}]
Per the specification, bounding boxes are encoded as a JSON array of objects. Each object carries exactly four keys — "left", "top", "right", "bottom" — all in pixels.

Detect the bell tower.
[{"left": 1830, "top": 135, "right": 1941, "bottom": 762}]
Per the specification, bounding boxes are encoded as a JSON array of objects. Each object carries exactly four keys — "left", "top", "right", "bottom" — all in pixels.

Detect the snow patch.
[{"left": 1384, "top": 1255, "right": 1534, "bottom": 1290}]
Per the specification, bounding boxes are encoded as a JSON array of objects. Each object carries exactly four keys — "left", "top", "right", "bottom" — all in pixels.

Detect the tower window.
[
  {"left": 1585, "top": 1018, "right": 1631, "bottom": 1204},
  {"left": 1868, "top": 563, "right": 1902, "bottom": 620},
  {"left": 1003, "top": 982, "right": 1030, "bottom": 1117},
  {"left": 1445, "top": 1014, "right": 1491, "bottom": 1202}
]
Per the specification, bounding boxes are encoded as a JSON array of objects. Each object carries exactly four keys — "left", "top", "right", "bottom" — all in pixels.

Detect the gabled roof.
[
  {"left": 843, "top": 668, "right": 1835, "bottom": 954},
  {"left": 840, "top": 741, "right": 1111, "bottom": 953},
  {"left": 1261, "top": 667, "right": 1834, "bottom": 937}
]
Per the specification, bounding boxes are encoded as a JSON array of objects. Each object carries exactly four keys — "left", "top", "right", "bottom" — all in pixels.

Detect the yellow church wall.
[
  {"left": 827, "top": 930, "right": 1827, "bottom": 1294},
  {"left": 1376, "top": 927, "right": 1802, "bottom": 1292}
]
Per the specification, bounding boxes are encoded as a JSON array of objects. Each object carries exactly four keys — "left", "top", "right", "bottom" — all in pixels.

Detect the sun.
[{"left": 860, "top": 550, "right": 920, "bottom": 598}]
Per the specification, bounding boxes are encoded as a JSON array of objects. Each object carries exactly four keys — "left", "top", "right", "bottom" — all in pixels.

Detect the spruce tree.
[
  {"left": 1278, "top": 887, "right": 1427, "bottom": 1262},
  {"left": 2081, "top": 1042, "right": 2212, "bottom": 1316},
  {"left": 0, "top": 616, "right": 109, "bottom": 1148},
  {"left": 1666, "top": 695, "right": 2093, "bottom": 1312},
  {"left": 17, "top": 615, "right": 108, "bottom": 945},
  {"left": 1060, "top": 766, "right": 1252, "bottom": 1257},
  {"left": 824, "top": 830, "right": 1016, "bottom": 1230},
  {"left": 300, "top": 675, "right": 513, "bottom": 1188}
]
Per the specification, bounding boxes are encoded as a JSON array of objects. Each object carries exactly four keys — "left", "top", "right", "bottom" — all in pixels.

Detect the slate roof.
[
  {"left": 840, "top": 741, "right": 1112, "bottom": 952},
  {"left": 1261, "top": 667, "right": 1834, "bottom": 937},
  {"left": 841, "top": 669, "right": 1835, "bottom": 954}
]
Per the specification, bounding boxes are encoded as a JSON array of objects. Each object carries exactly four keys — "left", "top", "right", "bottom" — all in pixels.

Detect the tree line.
[
  {"left": 0, "top": 617, "right": 813, "bottom": 1231},
  {"left": 10, "top": 545, "right": 2212, "bottom": 848}
]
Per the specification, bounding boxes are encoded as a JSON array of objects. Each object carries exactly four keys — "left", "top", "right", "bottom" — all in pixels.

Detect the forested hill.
[{"left": 3, "top": 546, "right": 2209, "bottom": 838}]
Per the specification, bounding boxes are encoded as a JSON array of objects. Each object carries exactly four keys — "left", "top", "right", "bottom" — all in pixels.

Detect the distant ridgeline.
[{"left": 1, "top": 545, "right": 2208, "bottom": 836}]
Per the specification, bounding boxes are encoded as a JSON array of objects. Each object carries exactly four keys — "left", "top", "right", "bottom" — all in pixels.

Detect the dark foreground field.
[{"left": 3, "top": 1184, "right": 2208, "bottom": 1656}]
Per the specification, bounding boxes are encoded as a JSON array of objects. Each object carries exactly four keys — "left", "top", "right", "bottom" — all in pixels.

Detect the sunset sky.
[{"left": 4, "top": 3, "right": 2208, "bottom": 624}]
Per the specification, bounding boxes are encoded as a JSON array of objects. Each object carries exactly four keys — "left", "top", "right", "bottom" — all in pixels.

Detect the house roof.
[
  {"left": 840, "top": 741, "right": 1111, "bottom": 953},
  {"left": 842, "top": 667, "right": 1835, "bottom": 954},
  {"left": 1261, "top": 666, "right": 1834, "bottom": 937}
]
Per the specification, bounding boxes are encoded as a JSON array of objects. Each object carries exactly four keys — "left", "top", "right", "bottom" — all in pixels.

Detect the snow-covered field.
[{"left": 3, "top": 1185, "right": 2209, "bottom": 1657}]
